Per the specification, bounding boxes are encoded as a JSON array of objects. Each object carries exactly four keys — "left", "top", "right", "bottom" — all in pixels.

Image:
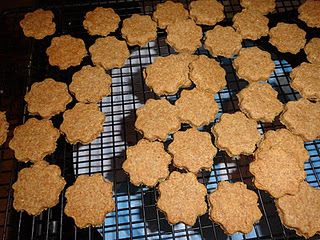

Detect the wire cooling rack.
[{"left": 0, "top": 0, "right": 320, "bottom": 239}]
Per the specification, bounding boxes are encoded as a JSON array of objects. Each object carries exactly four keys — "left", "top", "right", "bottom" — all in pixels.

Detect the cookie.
[
  {"left": 144, "top": 53, "right": 197, "bottom": 95},
  {"left": 175, "top": 88, "right": 219, "bottom": 128},
  {"left": 123, "top": 139, "right": 171, "bottom": 187},
  {"left": 9, "top": 118, "right": 59, "bottom": 163},
  {"left": 280, "top": 98, "right": 320, "bottom": 141},
  {"left": 305, "top": 38, "right": 320, "bottom": 64},
  {"left": 83, "top": 7, "right": 120, "bottom": 36},
  {"left": 189, "top": 55, "right": 226, "bottom": 94},
  {"left": 240, "top": 0, "right": 275, "bottom": 15},
  {"left": 60, "top": 103, "right": 105, "bottom": 144},
  {"left": 204, "top": 25, "right": 242, "bottom": 58},
  {"left": 212, "top": 111, "right": 261, "bottom": 157},
  {"left": 233, "top": 10, "right": 269, "bottom": 40},
  {"left": 237, "top": 82, "right": 283, "bottom": 122},
  {"left": 135, "top": 99, "right": 180, "bottom": 141},
  {"left": 208, "top": 181, "right": 262, "bottom": 235},
  {"left": 168, "top": 128, "right": 217, "bottom": 173},
  {"left": 0, "top": 111, "right": 9, "bottom": 145},
  {"left": 298, "top": 0, "right": 320, "bottom": 28},
  {"left": 121, "top": 14, "right": 157, "bottom": 46},
  {"left": 25, "top": 78, "right": 72, "bottom": 118},
  {"left": 276, "top": 182, "right": 320, "bottom": 238},
  {"left": 290, "top": 62, "right": 320, "bottom": 102},
  {"left": 152, "top": 1, "right": 189, "bottom": 29},
  {"left": 89, "top": 36, "right": 130, "bottom": 70},
  {"left": 46, "top": 35, "right": 87, "bottom": 70},
  {"left": 166, "top": 19, "right": 202, "bottom": 53},
  {"left": 269, "top": 23, "right": 306, "bottom": 54},
  {"left": 189, "top": 0, "right": 224, "bottom": 26},
  {"left": 12, "top": 161, "right": 65, "bottom": 216},
  {"left": 69, "top": 65, "right": 112, "bottom": 103},
  {"left": 19, "top": 9, "right": 55, "bottom": 39},
  {"left": 157, "top": 171, "right": 207, "bottom": 226},
  {"left": 64, "top": 173, "right": 115, "bottom": 228}
]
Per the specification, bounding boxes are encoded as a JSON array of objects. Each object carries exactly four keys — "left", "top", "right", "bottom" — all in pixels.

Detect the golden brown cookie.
[
  {"left": 276, "top": 182, "right": 320, "bottom": 238},
  {"left": 204, "top": 25, "right": 242, "bottom": 58},
  {"left": 89, "top": 36, "right": 130, "bottom": 70},
  {"left": 305, "top": 38, "right": 320, "bottom": 64},
  {"left": 208, "top": 181, "right": 262, "bottom": 235},
  {"left": 152, "top": 1, "right": 189, "bottom": 29},
  {"left": 9, "top": 118, "right": 59, "bottom": 163},
  {"left": 280, "top": 98, "right": 320, "bottom": 142},
  {"left": 189, "top": 55, "right": 226, "bottom": 94},
  {"left": 168, "top": 128, "right": 217, "bottom": 173},
  {"left": 237, "top": 82, "right": 283, "bottom": 122},
  {"left": 212, "top": 111, "right": 261, "bottom": 156},
  {"left": 290, "top": 62, "right": 320, "bottom": 102},
  {"left": 176, "top": 88, "right": 219, "bottom": 128},
  {"left": 144, "top": 53, "right": 197, "bottom": 95},
  {"left": 233, "top": 47, "right": 275, "bottom": 83},
  {"left": 19, "top": 9, "right": 55, "bottom": 39},
  {"left": 240, "top": 0, "right": 275, "bottom": 15},
  {"left": 166, "top": 19, "right": 202, "bottom": 53},
  {"left": 269, "top": 23, "right": 306, "bottom": 54},
  {"left": 69, "top": 65, "right": 112, "bottom": 103},
  {"left": 83, "top": 7, "right": 120, "bottom": 36},
  {"left": 189, "top": 0, "right": 225, "bottom": 26},
  {"left": 0, "top": 111, "right": 9, "bottom": 145},
  {"left": 135, "top": 99, "right": 180, "bottom": 141},
  {"left": 64, "top": 174, "right": 115, "bottom": 228},
  {"left": 12, "top": 161, "right": 65, "bottom": 216},
  {"left": 233, "top": 10, "right": 269, "bottom": 40},
  {"left": 121, "top": 14, "right": 157, "bottom": 46},
  {"left": 157, "top": 171, "right": 207, "bottom": 226},
  {"left": 298, "top": 0, "right": 320, "bottom": 28},
  {"left": 123, "top": 139, "right": 171, "bottom": 187},
  {"left": 25, "top": 78, "right": 72, "bottom": 118},
  {"left": 60, "top": 103, "right": 105, "bottom": 144}
]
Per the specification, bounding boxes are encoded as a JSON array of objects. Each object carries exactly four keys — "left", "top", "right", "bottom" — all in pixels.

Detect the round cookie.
[
  {"left": 121, "top": 14, "right": 157, "bottom": 46},
  {"left": 89, "top": 36, "right": 130, "bottom": 70},
  {"left": 157, "top": 171, "right": 207, "bottom": 226},
  {"left": 12, "top": 161, "right": 66, "bottom": 216},
  {"left": 9, "top": 118, "right": 60, "bottom": 163},
  {"left": 212, "top": 111, "right": 261, "bottom": 157},
  {"left": 70, "top": 65, "right": 112, "bottom": 103},
  {"left": 60, "top": 103, "right": 105, "bottom": 144},
  {"left": 135, "top": 99, "right": 180, "bottom": 141},
  {"left": 0, "top": 111, "right": 9, "bottom": 146},
  {"left": 166, "top": 19, "right": 202, "bottom": 53},
  {"left": 64, "top": 174, "right": 115, "bottom": 228},
  {"left": 19, "top": 9, "right": 55, "bottom": 39},
  {"left": 280, "top": 98, "right": 320, "bottom": 142},
  {"left": 189, "top": 0, "right": 225, "bottom": 26},
  {"left": 123, "top": 139, "right": 171, "bottom": 187},
  {"left": 175, "top": 88, "right": 219, "bottom": 128},
  {"left": 240, "top": 0, "right": 275, "bottom": 15},
  {"left": 208, "top": 181, "right": 262, "bottom": 235},
  {"left": 168, "top": 128, "right": 217, "bottom": 173},
  {"left": 189, "top": 55, "right": 226, "bottom": 94},
  {"left": 25, "top": 78, "right": 72, "bottom": 118},
  {"left": 298, "top": 0, "right": 320, "bottom": 28},
  {"left": 305, "top": 38, "right": 320, "bottom": 64},
  {"left": 269, "top": 23, "right": 306, "bottom": 54},
  {"left": 237, "top": 82, "right": 283, "bottom": 122},
  {"left": 233, "top": 47, "right": 275, "bottom": 83},
  {"left": 83, "top": 7, "right": 120, "bottom": 36},
  {"left": 233, "top": 10, "right": 269, "bottom": 40},
  {"left": 204, "top": 26, "right": 242, "bottom": 58}
]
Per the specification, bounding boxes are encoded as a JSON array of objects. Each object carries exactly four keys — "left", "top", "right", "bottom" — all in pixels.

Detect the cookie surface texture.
[
  {"left": 70, "top": 65, "right": 112, "bottom": 103},
  {"left": 298, "top": 0, "right": 320, "bottom": 28},
  {"left": 157, "top": 171, "right": 207, "bottom": 226},
  {"left": 208, "top": 181, "right": 262, "bottom": 234},
  {"left": 83, "top": 7, "right": 120, "bottom": 36},
  {"left": 19, "top": 9, "right": 55, "bottom": 39},
  {"left": 60, "top": 103, "right": 105, "bottom": 144},
  {"left": 12, "top": 161, "right": 66, "bottom": 216},
  {"left": 189, "top": 0, "right": 224, "bottom": 26},
  {"left": 9, "top": 118, "right": 59, "bottom": 162},
  {"left": 240, "top": 0, "right": 275, "bottom": 15},
  {"left": 0, "top": 111, "right": 9, "bottom": 145},
  {"left": 305, "top": 38, "right": 320, "bottom": 64},
  {"left": 64, "top": 173, "right": 115, "bottom": 228}
]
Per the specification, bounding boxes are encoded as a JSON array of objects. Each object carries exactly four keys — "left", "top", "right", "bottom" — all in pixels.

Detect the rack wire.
[{"left": 0, "top": 0, "right": 320, "bottom": 239}]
